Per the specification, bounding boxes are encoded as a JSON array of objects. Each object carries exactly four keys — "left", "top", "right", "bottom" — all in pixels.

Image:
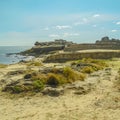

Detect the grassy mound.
[{"left": 2, "top": 58, "right": 108, "bottom": 94}]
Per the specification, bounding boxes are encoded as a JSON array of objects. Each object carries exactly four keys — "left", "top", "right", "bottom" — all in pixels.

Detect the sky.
[{"left": 0, "top": 0, "right": 120, "bottom": 46}]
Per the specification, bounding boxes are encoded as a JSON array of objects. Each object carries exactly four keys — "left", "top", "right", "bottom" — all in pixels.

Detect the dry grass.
[
  {"left": 0, "top": 64, "right": 7, "bottom": 68},
  {"left": 26, "top": 61, "right": 43, "bottom": 66},
  {"left": 4, "top": 58, "right": 107, "bottom": 94},
  {"left": 81, "top": 66, "right": 94, "bottom": 74},
  {"left": 72, "top": 58, "right": 108, "bottom": 74},
  {"left": 114, "top": 69, "right": 120, "bottom": 91}
]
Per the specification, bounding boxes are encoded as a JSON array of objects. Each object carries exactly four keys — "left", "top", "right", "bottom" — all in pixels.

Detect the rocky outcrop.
[
  {"left": 21, "top": 45, "right": 65, "bottom": 56},
  {"left": 20, "top": 39, "right": 74, "bottom": 56}
]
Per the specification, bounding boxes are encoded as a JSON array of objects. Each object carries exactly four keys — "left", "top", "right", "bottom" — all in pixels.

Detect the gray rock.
[{"left": 42, "top": 87, "right": 64, "bottom": 97}]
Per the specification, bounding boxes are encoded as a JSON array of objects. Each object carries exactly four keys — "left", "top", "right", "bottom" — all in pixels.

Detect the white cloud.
[
  {"left": 92, "top": 25, "right": 97, "bottom": 27},
  {"left": 56, "top": 25, "right": 72, "bottom": 29},
  {"left": 74, "top": 18, "right": 88, "bottom": 26},
  {"left": 93, "top": 14, "right": 100, "bottom": 18},
  {"left": 49, "top": 34, "right": 60, "bottom": 38},
  {"left": 116, "top": 22, "right": 120, "bottom": 25},
  {"left": 111, "top": 30, "right": 117, "bottom": 32},
  {"left": 63, "top": 33, "right": 80, "bottom": 37},
  {"left": 44, "top": 27, "right": 49, "bottom": 31},
  {"left": 74, "top": 22, "right": 81, "bottom": 26}
]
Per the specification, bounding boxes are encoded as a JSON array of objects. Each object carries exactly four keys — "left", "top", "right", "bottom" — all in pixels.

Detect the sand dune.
[{"left": 0, "top": 60, "right": 120, "bottom": 120}]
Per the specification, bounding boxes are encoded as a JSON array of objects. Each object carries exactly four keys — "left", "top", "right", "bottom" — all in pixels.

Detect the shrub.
[
  {"left": 11, "top": 85, "right": 24, "bottom": 93},
  {"left": 46, "top": 73, "right": 60, "bottom": 87},
  {"left": 51, "top": 68, "right": 63, "bottom": 74},
  {"left": 63, "top": 67, "right": 74, "bottom": 77},
  {"left": 63, "top": 67, "right": 82, "bottom": 82},
  {"left": 81, "top": 66, "right": 94, "bottom": 74},
  {"left": 79, "top": 73, "right": 86, "bottom": 81},
  {"left": 72, "top": 58, "right": 108, "bottom": 73},
  {"left": 33, "top": 80, "right": 44, "bottom": 91}
]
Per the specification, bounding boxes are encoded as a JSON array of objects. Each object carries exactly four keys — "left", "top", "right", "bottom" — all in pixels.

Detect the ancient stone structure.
[
  {"left": 21, "top": 37, "right": 120, "bottom": 56},
  {"left": 21, "top": 39, "right": 74, "bottom": 56},
  {"left": 96, "top": 36, "right": 120, "bottom": 45},
  {"left": 21, "top": 45, "right": 65, "bottom": 56},
  {"left": 44, "top": 50, "right": 120, "bottom": 63},
  {"left": 34, "top": 39, "right": 73, "bottom": 46},
  {"left": 64, "top": 36, "right": 120, "bottom": 51}
]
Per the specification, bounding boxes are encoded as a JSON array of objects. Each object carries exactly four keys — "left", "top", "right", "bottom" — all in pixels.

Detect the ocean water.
[{"left": 0, "top": 46, "right": 33, "bottom": 64}]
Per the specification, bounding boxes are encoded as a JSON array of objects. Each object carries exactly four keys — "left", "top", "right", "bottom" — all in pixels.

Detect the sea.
[{"left": 0, "top": 46, "right": 33, "bottom": 64}]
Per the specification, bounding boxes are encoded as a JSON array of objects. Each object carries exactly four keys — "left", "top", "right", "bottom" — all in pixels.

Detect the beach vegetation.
[
  {"left": 0, "top": 64, "right": 7, "bottom": 68},
  {"left": 32, "top": 80, "right": 45, "bottom": 91},
  {"left": 26, "top": 61, "right": 43, "bottom": 66}
]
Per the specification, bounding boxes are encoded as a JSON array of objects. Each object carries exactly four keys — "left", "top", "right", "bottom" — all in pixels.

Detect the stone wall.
[
  {"left": 64, "top": 44, "right": 120, "bottom": 51},
  {"left": 44, "top": 51, "right": 120, "bottom": 63},
  {"left": 64, "top": 36, "right": 120, "bottom": 51},
  {"left": 34, "top": 39, "right": 73, "bottom": 46}
]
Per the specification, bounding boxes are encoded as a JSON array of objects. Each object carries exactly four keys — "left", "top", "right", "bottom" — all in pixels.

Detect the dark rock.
[
  {"left": 24, "top": 72, "right": 38, "bottom": 79},
  {"left": 24, "top": 74, "right": 32, "bottom": 79},
  {"left": 7, "top": 70, "right": 25, "bottom": 76}
]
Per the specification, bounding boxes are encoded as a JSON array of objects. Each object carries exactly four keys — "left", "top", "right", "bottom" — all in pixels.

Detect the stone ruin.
[
  {"left": 96, "top": 36, "right": 120, "bottom": 45},
  {"left": 34, "top": 37, "right": 120, "bottom": 52},
  {"left": 64, "top": 36, "right": 120, "bottom": 51},
  {"left": 34, "top": 39, "right": 73, "bottom": 47},
  {"left": 21, "top": 37, "right": 120, "bottom": 56},
  {"left": 21, "top": 39, "right": 74, "bottom": 56}
]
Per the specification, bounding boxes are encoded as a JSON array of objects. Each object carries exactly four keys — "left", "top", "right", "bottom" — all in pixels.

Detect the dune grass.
[
  {"left": 26, "top": 61, "right": 43, "bottom": 66},
  {"left": 72, "top": 58, "right": 108, "bottom": 74},
  {"left": 3, "top": 58, "right": 108, "bottom": 94},
  {"left": 0, "top": 64, "right": 7, "bottom": 68}
]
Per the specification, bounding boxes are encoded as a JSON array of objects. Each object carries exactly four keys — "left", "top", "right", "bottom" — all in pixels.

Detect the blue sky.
[{"left": 0, "top": 0, "right": 120, "bottom": 46}]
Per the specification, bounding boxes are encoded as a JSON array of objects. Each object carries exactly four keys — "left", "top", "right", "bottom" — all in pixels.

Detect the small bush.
[
  {"left": 81, "top": 66, "right": 94, "bottom": 74},
  {"left": 46, "top": 73, "right": 60, "bottom": 86},
  {"left": 72, "top": 58, "right": 107, "bottom": 73},
  {"left": 63, "top": 67, "right": 77, "bottom": 81},
  {"left": 51, "top": 68, "right": 63, "bottom": 74},
  {"left": 79, "top": 73, "right": 86, "bottom": 81},
  {"left": 33, "top": 80, "right": 44, "bottom": 91},
  {"left": 11, "top": 85, "right": 24, "bottom": 93},
  {"left": 63, "top": 67, "right": 84, "bottom": 82}
]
